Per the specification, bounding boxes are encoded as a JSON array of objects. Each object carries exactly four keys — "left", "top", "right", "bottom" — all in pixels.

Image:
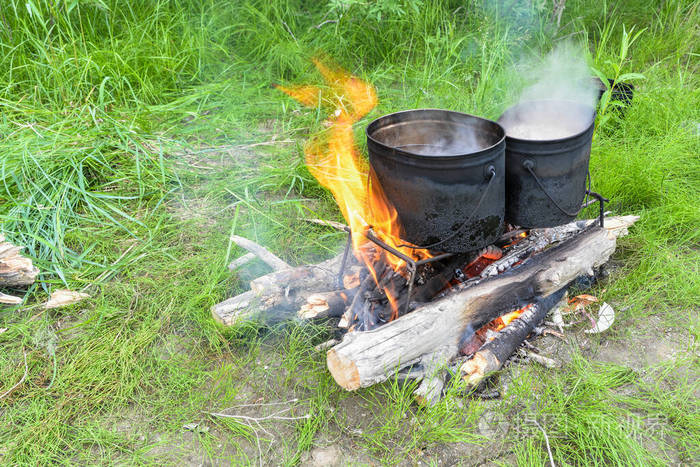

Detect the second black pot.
[{"left": 498, "top": 100, "right": 596, "bottom": 228}]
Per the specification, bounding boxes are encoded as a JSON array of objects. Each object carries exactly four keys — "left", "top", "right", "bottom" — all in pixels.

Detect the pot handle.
[
  {"left": 522, "top": 160, "right": 581, "bottom": 217},
  {"left": 397, "top": 165, "right": 497, "bottom": 251}
]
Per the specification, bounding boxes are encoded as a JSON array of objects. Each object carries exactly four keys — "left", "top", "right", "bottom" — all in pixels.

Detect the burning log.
[
  {"left": 460, "top": 290, "right": 567, "bottom": 387},
  {"left": 479, "top": 221, "right": 586, "bottom": 278},
  {"left": 326, "top": 216, "right": 638, "bottom": 391},
  {"left": 0, "top": 235, "right": 38, "bottom": 289}
]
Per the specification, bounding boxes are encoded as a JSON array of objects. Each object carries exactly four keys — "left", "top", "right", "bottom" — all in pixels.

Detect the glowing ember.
[
  {"left": 494, "top": 304, "right": 532, "bottom": 331},
  {"left": 277, "top": 58, "right": 432, "bottom": 318},
  {"left": 460, "top": 303, "right": 533, "bottom": 355}
]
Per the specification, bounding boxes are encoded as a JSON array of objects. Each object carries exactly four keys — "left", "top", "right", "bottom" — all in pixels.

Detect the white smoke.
[
  {"left": 499, "top": 41, "right": 598, "bottom": 140},
  {"left": 518, "top": 41, "right": 598, "bottom": 107}
]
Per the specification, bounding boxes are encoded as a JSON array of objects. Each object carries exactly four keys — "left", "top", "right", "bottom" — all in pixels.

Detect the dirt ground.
[{"left": 106, "top": 304, "right": 693, "bottom": 466}]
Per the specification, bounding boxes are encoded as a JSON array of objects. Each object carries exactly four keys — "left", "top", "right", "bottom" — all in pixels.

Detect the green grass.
[{"left": 1, "top": 0, "right": 698, "bottom": 464}]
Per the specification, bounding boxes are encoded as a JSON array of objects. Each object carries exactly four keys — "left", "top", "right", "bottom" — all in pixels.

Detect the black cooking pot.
[
  {"left": 595, "top": 77, "right": 635, "bottom": 112},
  {"left": 366, "top": 109, "right": 506, "bottom": 253},
  {"left": 498, "top": 100, "right": 596, "bottom": 228}
]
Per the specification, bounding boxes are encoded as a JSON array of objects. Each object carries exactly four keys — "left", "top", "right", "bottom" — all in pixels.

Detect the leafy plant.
[{"left": 591, "top": 23, "right": 646, "bottom": 128}]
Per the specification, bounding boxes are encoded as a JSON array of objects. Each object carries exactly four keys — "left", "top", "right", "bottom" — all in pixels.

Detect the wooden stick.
[
  {"left": 302, "top": 218, "right": 349, "bottom": 232},
  {"left": 460, "top": 291, "right": 566, "bottom": 386},
  {"left": 228, "top": 252, "right": 256, "bottom": 271},
  {"left": 230, "top": 235, "right": 290, "bottom": 271},
  {"left": 212, "top": 252, "right": 345, "bottom": 326},
  {"left": 522, "top": 349, "right": 559, "bottom": 369}
]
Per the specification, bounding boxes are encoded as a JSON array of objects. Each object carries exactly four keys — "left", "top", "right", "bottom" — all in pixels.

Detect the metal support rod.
[
  {"left": 584, "top": 190, "right": 608, "bottom": 228},
  {"left": 404, "top": 263, "right": 417, "bottom": 317},
  {"left": 337, "top": 233, "right": 353, "bottom": 288}
]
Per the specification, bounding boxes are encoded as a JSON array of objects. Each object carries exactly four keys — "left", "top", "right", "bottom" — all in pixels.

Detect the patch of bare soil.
[{"left": 92, "top": 304, "right": 696, "bottom": 465}]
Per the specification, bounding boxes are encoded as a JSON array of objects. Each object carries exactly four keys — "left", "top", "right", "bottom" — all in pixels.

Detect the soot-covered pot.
[
  {"left": 366, "top": 109, "right": 506, "bottom": 253},
  {"left": 498, "top": 100, "right": 596, "bottom": 228}
]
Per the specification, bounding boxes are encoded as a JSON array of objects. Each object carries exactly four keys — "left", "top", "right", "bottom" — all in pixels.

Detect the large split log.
[{"left": 326, "top": 216, "right": 638, "bottom": 390}]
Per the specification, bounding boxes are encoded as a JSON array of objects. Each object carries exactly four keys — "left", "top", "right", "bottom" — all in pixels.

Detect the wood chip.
[
  {"left": 584, "top": 302, "right": 615, "bottom": 334},
  {"left": 0, "top": 292, "right": 22, "bottom": 305},
  {"left": 45, "top": 289, "right": 90, "bottom": 309}
]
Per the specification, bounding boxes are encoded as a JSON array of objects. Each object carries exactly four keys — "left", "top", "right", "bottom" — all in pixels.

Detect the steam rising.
[
  {"left": 499, "top": 42, "right": 597, "bottom": 140},
  {"left": 370, "top": 111, "right": 500, "bottom": 156}
]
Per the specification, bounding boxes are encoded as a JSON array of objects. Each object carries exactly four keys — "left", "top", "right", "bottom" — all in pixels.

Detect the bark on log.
[
  {"left": 460, "top": 290, "right": 566, "bottom": 386},
  {"left": 212, "top": 252, "right": 344, "bottom": 326},
  {"left": 0, "top": 235, "right": 39, "bottom": 288},
  {"left": 326, "top": 216, "right": 638, "bottom": 390},
  {"left": 298, "top": 288, "right": 358, "bottom": 319},
  {"left": 411, "top": 345, "right": 454, "bottom": 406}
]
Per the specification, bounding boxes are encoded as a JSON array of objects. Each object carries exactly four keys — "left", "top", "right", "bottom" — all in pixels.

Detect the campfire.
[{"left": 213, "top": 59, "right": 638, "bottom": 405}]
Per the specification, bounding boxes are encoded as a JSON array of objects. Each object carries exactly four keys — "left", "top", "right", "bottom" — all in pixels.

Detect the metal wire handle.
[
  {"left": 394, "top": 166, "right": 497, "bottom": 251},
  {"left": 522, "top": 160, "right": 581, "bottom": 218}
]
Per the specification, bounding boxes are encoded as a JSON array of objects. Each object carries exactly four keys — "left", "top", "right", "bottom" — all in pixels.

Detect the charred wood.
[
  {"left": 480, "top": 221, "right": 588, "bottom": 278},
  {"left": 460, "top": 290, "right": 567, "bottom": 386},
  {"left": 299, "top": 288, "right": 358, "bottom": 319},
  {"left": 326, "top": 217, "right": 638, "bottom": 390}
]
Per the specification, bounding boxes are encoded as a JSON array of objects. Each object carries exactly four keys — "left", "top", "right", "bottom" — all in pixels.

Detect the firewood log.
[
  {"left": 0, "top": 235, "right": 38, "bottom": 288},
  {"left": 460, "top": 290, "right": 566, "bottom": 386},
  {"left": 326, "top": 216, "right": 638, "bottom": 390},
  {"left": 298, "top": 288, "right": 358, "bottom": 319},
  {"left": 211, "top": 252, "right": 345, "bottom": 326}
]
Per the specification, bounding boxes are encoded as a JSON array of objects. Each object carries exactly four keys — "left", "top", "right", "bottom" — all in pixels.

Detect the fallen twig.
[
  {"left": 230, "top": 235, "right": 290, "bottom": 271},
  {"left": 522, "top": 349, "right": 559, "bottom": 369},
  {"left": 224, "top": 398, "right": 299, "bottom": 410},
  {"left": 314, "top": 339, "right": 339, "bottom": 352},
  {"left": 533, "top": 419, "right": 556, "bottom": 467},
  {"left": 302, "top": 218, "right": 349, "bottom": 232},
  {"left": 542, "top": 328, "right": 566, "bottom": 340},
  {"left": 228, "top": 252, "right": 256, "bottom": 271},
  {"left": 0, "top": 350, "right": 28, "bottom": 401},
  {"left": 207, "top": 408, "right": 310, "bottom": 422}
]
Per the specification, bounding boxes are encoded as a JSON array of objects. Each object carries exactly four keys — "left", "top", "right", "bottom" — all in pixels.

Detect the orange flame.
[
  {"left": 493, "top": 304, "right": 532, "bottom": 331},
  {"left": 277, "top": 58, "right": 429, "bottom": 317}
]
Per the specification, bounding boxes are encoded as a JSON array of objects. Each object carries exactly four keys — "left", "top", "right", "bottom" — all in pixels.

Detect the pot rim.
[
  {"left": 498, "top": 99, "right": 596, "bottom": 145},
  {"left": 366, "top": 108, "right": 506, "bottom": 161}
]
